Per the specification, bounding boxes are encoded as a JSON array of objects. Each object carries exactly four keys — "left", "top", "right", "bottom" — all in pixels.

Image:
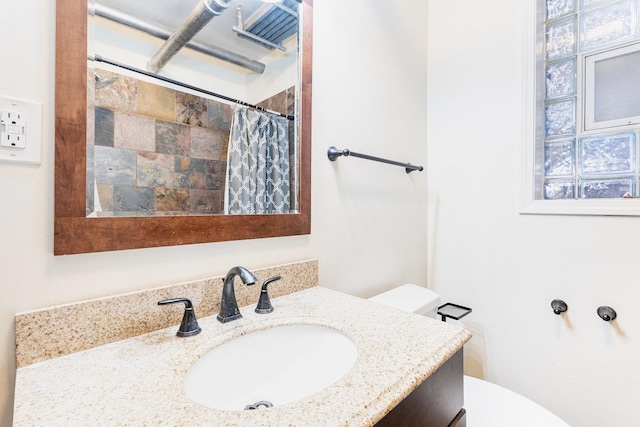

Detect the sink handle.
[
  {"left": 158, "top": 298, "right": 202, "bottom": 337},
  {"left": 255, "top": 276, "right": 281, "bottom": 314}
]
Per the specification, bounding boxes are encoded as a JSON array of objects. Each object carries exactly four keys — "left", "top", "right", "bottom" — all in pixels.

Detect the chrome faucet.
[{"left": 217, "top": 266, "right": 257, "bottom": 323}]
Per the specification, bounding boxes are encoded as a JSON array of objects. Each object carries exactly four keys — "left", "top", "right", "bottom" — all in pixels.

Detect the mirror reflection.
[{"left": 87, "top": 0, "right": 300, "bottom": 217}]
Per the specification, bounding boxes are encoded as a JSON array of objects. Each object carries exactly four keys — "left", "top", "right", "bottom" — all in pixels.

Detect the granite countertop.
[{"left": 14, "top": 287, "right": 471, "bottom": 426}]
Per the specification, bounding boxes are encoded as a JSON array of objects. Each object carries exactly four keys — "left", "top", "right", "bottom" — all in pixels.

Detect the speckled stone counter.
[
  {"left": 14, "top": 287, "right": 471, "bottom": 427},
  {"left": 15, "top": 260, "right": 318, "bottom": 367}
]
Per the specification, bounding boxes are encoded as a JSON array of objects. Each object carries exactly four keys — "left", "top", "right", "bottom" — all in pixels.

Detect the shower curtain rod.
[
  {"left": 90, "top": 55, "right": 294, "bottom": 120},
  {"left": 327, "top": 146, "right": 424, "bottom": 174}
]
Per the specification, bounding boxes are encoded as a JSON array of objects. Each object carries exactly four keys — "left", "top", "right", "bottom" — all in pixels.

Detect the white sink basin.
[{"left": 184, "top": 324, "right": 358, "bottom": 411}]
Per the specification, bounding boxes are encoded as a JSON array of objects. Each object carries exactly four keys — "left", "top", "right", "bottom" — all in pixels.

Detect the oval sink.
[{"left": 184, "top": 324, "right": 358, "bottom": 411}]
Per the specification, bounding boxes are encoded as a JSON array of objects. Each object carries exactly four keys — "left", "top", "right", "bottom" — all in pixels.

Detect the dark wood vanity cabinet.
[{"left": 376, "top": 349, "right": 465, "bottom": 427}]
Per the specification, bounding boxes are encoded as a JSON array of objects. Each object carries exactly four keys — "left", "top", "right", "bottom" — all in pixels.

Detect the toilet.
[{"left": 369, "top": 284, "right": 570, "bottom": 427}]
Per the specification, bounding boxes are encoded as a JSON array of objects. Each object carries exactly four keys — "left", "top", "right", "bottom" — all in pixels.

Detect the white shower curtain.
[{"left": 225, "top": 106, "right": 290, "bottom": 214}]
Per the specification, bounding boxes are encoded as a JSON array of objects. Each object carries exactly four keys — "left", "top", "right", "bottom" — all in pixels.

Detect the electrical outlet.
[
  {"left": 1, "top": 110, "right": 27, "bottom": 149},
  {"left": 0, "top": 96, "right": 41, "bottom": 165}
]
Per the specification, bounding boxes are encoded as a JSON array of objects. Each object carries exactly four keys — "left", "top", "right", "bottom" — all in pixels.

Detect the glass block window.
[
  {"left": 546, "top": 16, "right": 577, "bottom": 59},
  {"left": 544, "top": 180, "right": 576, "bottom": 199},
  {"left": 579, "top": 131, "right": 636, "bottom": 175},
  {"left": 578, "top": 178, "right": 634, "bottom": 197},
  {"left": 536, "top": 0, "right": 640, "bottom": 200},
  {"left": 545, "top": 138, "right": 576, "bottom": 176},
  {"left": 545, "top": 58, "right": 576, "bottom": 99},
  {"left": 547, "top": 0, "right": 577, "bottom": 20},
  {"left": 545, "top": 99, "right": 576, "bottom": 137},
  {"left": 580, "top": 0, "right": 637, "bottom": 51}
]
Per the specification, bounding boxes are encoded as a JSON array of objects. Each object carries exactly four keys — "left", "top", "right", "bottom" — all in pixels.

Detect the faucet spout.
[{"left": 217, "top": 266, "right": 257, "bottom": 323}]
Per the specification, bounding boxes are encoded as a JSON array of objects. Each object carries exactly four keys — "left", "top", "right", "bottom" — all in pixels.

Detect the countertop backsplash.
[{"left": 15, "top": 259, "right": 318, "bottom": 367}]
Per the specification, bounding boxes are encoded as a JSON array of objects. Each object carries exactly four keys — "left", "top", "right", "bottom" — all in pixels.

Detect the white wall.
[
  {"left": 427, "top": 1, "right": 640, "bottom": 426},
  {"left": 0, "top": 1, "right": 428, "bottom": 425},
  {"left": 5, "top": 1, "right": 637, "bottom": 426}
]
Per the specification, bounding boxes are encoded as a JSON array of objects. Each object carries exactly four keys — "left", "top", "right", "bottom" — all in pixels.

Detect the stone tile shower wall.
[{"left": 87, "top": 69, "right": 295, "bottom": 216}]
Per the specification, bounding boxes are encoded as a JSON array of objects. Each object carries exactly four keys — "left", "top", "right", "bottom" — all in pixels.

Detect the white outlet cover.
[
  {"left": 1, "top": 111, "right": 27, "bottom": 149},
  {"left": 0, "top": 96, "right": 42, "bottom": 165}
]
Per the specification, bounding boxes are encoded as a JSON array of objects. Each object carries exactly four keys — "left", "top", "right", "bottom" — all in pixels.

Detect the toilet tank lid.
[{"left": 368, "top": 284, "right": 441, "bottom": 315}]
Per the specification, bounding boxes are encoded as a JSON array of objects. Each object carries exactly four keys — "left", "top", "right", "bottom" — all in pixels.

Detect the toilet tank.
[{"left": 368, "top": 284, "right": 441, "bottom": 317}]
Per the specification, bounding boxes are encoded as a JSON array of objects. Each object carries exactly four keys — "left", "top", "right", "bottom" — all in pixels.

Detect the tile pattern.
[
  {"left": 94, "top": 108, "right": 114, "bottom": 147},
  {"left": 14, "top": 259, "right": 318, "bottom": 368},
  {"left": 86, "top": 68, "right": 296, "bottom": 216},
  {"left": 137, "top": 80, "right": 176, "bottom": 122},
  {"left": 93, "top": 146, "right": 136, "bottom": 185},
  {"left": 14, "top": 286, "right": 471, "bottom": 426},
  {"left": 155, "top": 120, "right": 190, "bottom": 156}
]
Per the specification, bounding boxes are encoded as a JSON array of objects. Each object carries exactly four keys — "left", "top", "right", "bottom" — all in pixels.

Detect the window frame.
[
  {"left": 521, "top": 0, "right": 640, "bottom": 215},
  {"left": 584, "top": 41, "right": 640, "bottom": 131}
]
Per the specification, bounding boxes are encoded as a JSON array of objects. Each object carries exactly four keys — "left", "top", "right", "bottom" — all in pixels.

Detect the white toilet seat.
[{"left": 464, "top": 376, "right": 570, "bottom": 427}]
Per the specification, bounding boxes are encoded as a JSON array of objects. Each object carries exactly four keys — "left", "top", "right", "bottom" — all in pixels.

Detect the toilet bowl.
[{"left": 369, "top": 284, "right": 570, "bottom": 427}]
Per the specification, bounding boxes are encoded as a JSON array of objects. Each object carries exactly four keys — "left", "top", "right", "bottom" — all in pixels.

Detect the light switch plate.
[{"left": 0, "top": 96, "right": 42, "bottom": 165}]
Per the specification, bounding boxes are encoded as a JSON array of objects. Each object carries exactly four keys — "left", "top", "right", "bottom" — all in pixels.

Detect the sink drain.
[{"left": 244, "top": 400, "right": 274, "bottom": 410}]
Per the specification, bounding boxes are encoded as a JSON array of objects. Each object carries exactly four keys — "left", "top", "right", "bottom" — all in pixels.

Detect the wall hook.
[
  {"left": 551, "top": 299, "right": 568, "bottom": 315},
  {"left": 597, "top": 306, "right": 617, "bottom": 322}
]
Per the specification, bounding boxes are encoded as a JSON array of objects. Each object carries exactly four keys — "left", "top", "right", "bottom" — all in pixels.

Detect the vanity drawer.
[{"left": 376, "top": 349, "right": 464, "bottom": 427}]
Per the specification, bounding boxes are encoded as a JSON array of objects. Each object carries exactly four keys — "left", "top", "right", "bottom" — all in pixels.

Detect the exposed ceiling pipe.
[
  {"left": 91, "top": 3, "right": 169, "bottom": 42},
  {"left": 90, "top": 2, "right": 265, "bottom": 74},
  {"left": 146, "top": 0, "right": 233, "bottom": 73}
]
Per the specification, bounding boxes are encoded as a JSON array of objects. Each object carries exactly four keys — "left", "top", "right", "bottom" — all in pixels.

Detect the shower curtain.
[{"left": 225, "top": 106, "right": 290, "bottom": 214}]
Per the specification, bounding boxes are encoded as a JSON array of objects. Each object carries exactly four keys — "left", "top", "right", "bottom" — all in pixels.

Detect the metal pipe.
[
  {"left": 327, "top": 146, "right": 424, "bottom": 174},
  {"left": 146, "top": 0, "right": 233, "bottom": 73},
  {"left": 91, "top": 3, "right": 170, "bottom": 41},
  {"left": 92, "top": 2, "right": 265, "bottom": 74}
]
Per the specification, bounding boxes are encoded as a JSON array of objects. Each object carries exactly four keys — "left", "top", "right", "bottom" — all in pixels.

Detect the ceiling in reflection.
[{"left": 93, "top": 0, "right": 294, "bottom": 66}]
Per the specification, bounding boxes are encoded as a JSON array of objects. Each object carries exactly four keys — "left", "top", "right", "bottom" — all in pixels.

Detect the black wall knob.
[
  {"left": 597, "top": 306, "right": 617, "bottom": 322},
  {"left": 551, "top": 299, "right": 568, "bottom": 315}
]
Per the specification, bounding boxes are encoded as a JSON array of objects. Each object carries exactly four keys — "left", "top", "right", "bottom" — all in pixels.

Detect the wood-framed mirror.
[{"left": 54, "top": 0, "right": 312, "bottom": 255}]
